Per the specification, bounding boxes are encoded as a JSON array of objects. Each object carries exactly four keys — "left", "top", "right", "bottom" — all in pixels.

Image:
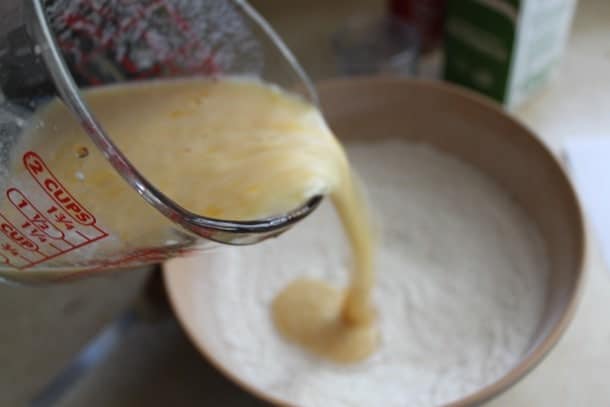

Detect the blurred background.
[{"left": 2, "top": 0, "right": 610, "bottom": 405}]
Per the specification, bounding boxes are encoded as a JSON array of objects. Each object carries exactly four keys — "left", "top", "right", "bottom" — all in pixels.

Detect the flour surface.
[{"left": 193, "top": 140, "right": 549, "bottom": 407}]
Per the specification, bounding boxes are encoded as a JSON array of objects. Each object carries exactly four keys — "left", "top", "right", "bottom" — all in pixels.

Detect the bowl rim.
[{"left": 163, "top": 76, "right": 588, "bottom": 407}]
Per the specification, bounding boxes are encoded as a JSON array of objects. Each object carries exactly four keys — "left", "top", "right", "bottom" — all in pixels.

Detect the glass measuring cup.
[{"left": 0, "top": 0, "right": 320, "bottom": 283}]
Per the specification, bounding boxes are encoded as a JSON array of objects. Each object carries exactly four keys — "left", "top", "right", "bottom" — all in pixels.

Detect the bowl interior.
[
  {"left": 165, "top": 77, "right": 585, "bottom": 406},
  {"left": 317, "top": 77, "right": 584, "bottom": 343}
]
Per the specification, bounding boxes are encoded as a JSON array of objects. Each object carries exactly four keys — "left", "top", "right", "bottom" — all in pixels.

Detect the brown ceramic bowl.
[{"left": 164, "top": 78, "right": 586, "bottom": 406}]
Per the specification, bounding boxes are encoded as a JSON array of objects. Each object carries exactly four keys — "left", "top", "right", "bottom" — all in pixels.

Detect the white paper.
[{"left": 564, "top": 137, "right": 610, "bottom": 268}]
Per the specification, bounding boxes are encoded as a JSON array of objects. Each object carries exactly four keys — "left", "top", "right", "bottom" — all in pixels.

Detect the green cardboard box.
[{"left": 443, "top": 0, "right": 576, "bottom": 108}]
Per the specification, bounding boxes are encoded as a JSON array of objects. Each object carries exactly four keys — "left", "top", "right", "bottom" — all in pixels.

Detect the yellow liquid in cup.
[{"left": 6, "top": 78, "right": 377, "bottom": 361}]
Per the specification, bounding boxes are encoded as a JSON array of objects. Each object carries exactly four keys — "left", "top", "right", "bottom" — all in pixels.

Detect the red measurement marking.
[
  {"left": 49, "top": 243, "right": 62, "bottom": 252},
  {"left": 23, "top": 151, "right": 96, "bottom": 225},
  {"left": 46, "top": 206, "right": 76, "bottom": 231},
  {"left": 7, "top": 188, "right": 65, "bottom": 240},
  {"left": 47, "top": 245, "right": 196, "bottom": 282},
  {"left": 85, "top": 246, "right": 193, "bottom": 274},
  {"left": 0, "top": 213, "right": 39, "bottom": 252},
  {"left": 75, "top": 231, "right": 89, "bottom": 240},
  {"left": 1, "top": 243, "right": 18, "bottom": 257},
  {"left": 51, "top": 249, "right": 168, "bottom": 282},
  {"left": 22, "top": 238, "right": 102, "bottom": 270},
  {"left": 0, "top": 153, "right": 112, "bottom": 271},
  {"left": 0, "top": 239, "right": 31, "bottom": 269},
  {"left": 20, "top": 223, "right": 48, "bottom": 244}
]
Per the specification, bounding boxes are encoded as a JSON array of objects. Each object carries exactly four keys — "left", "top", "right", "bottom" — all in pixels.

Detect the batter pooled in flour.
[{"left": 198, "top": 140, "right": 549, "bottom": 407}]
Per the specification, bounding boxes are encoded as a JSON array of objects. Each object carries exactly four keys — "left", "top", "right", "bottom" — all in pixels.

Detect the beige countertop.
[
  {"left": 490, "top": 1, "right": 610, "bottom": 405},
  {"left": 7, "top": 0, "right": 610, "bottom": 406}
]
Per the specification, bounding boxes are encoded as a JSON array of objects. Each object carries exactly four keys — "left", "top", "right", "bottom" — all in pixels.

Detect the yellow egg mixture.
[{"left": 10, "top": 78, "right": 377, "bottom": 362}]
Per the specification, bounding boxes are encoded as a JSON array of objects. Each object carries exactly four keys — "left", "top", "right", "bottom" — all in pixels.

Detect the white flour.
[{"left": 194, "top": 140, "right": 549, "bottom": 407}]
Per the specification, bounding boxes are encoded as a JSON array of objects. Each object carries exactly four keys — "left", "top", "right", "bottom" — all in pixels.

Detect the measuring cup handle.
[{"left": 0, "top": 4, "right": 56, "bottom": 106}]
